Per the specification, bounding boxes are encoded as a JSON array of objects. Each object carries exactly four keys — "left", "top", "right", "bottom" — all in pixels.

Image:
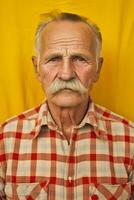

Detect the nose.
[{"left": 58, "top": 58, "right": 75, "bottom": 81}]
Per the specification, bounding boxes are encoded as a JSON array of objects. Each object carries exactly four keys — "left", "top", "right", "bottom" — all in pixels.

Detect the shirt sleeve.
[
  {"left": 0, "top": 126, "right": 6, "bottom": 199},
  {"left": 130, "top": 156, "right": 134, "bottom": 199}
]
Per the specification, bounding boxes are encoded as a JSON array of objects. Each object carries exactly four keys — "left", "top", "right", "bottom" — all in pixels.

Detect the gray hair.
[
  {"left": 47, "top": 78, "right": 88, "bottom": 96},
  {"left": 35, "top": 10, "right": 102, "bottom": 56}
]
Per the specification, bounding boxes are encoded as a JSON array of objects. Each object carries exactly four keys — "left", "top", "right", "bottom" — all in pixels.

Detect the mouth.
[
  {"left": 60, "top": 88, "right": 75, "bottom": 92},
  {"left": 53, "top": 88, "right": 76, "bottom": 95}
]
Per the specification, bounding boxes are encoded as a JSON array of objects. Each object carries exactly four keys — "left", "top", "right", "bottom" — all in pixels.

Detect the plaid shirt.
[{"left": 0, "top": 100, "right": 134, "bottom": 200}]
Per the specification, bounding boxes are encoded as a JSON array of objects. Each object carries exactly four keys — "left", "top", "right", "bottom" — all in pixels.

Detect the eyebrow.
[
  {"left": 70, "top": 53, "right": 93, "bottom": 60},
  {"left": 44, "top": 52, "right": 93, "bottom": 62},
  {"left": 44, "top": 53, "right": 63, "bottom": 61}
]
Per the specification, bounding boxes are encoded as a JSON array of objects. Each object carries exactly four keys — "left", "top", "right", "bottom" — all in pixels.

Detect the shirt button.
[
  {"left": 67, "top": 176, "right": 74, "bottom": 186},
  {"left": 91, "top": 194, "right": 98, "bottom": 200},
  {"left": 68, "top": 176, "right": 72, "bottom": 182}
]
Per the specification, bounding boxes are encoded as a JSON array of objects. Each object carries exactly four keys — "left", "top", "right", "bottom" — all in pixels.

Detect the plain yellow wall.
[{"left": 0, "top": 0, "right": 134, "bottom": 123}]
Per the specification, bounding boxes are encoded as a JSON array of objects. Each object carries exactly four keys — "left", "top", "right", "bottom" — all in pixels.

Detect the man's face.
[{"left": 33, "top": 20, "right": 103, "bottom": 107}]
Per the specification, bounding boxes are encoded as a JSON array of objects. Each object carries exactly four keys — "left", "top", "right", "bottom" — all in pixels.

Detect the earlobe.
[
  {"left": 32, "top": 56, "right": 41, "bottom": 82},
  {"left": 93, "top": 57, "right": 103, "bottom": 82},
  {"left": 32, "top": 56, "right": 38, "bottom": 73},
  {"left": 99, "top": 57, "right": 103, "bottom": 68}
]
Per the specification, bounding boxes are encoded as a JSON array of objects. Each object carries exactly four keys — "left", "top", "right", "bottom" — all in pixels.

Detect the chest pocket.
[
  {"left": 5, "top": 181, "right": 49, "bottom": 200},
  {"left": 89, "top": 182, "right": 131, "bottom": 200}
]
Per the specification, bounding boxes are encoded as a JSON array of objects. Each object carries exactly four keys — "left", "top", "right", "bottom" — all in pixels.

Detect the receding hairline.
[{"left": 35, "top": 12, "right": 102, "bottom": 55}]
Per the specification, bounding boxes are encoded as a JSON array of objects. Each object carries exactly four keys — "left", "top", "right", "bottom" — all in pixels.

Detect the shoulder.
[
  {"left": 0, "top": 103, "right": 42, "bottom": 136},
  {"left": 94, "top": 103, "right": 134, "bottom": 127},
  {"left": 94, "top": 103, "right": 134, "bottom": 135}
]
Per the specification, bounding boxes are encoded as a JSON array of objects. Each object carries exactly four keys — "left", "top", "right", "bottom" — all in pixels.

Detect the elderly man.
[{"left": 0, "top": 11, "right": 134, "bottom": 200}]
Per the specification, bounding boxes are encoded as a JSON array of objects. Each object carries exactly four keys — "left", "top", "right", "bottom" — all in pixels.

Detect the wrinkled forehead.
[{"left": 39, "top": 20, "right": 97, "bottom": 53}]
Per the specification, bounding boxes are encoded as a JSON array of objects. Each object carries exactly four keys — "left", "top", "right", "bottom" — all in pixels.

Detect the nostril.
[{"left": 58, "top": 73, "right": 75, "bottom": 81}]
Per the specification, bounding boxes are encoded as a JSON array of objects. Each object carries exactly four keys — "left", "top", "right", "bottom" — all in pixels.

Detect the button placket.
[{"left": 66, "top": 129, "right": 77, "bottom": 199}]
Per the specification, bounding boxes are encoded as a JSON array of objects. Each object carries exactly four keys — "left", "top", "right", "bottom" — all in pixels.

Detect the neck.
[{"left": 47, "top": 97, "right": 90, "bottom": 140}]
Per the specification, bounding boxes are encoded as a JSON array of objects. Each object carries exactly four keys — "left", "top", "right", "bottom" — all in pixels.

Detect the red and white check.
[{"left": 0, "top": 100, "right": 134, "bottom": 200}]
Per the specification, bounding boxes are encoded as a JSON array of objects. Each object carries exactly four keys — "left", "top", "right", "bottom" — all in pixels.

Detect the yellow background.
[{"left": 0, "top": 0, "right": 134, "bottom": 123}]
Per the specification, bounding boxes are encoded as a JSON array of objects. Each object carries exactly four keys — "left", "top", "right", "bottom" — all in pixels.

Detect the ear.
[
  {"left": 32, "top": 56, "right": 41, "bottom": 82},
  {"left": 93, "top": 57, "right": 103, "bottom": 82}
]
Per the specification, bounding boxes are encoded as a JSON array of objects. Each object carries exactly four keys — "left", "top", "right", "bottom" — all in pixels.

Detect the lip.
[
  {"left": 61, "top": 89, "right": 74, "bottom": 91},
  {"left": 55, "top": 89, "right": 75, "bottom": 94},
  {"left": 53, "top": 88, "right": 76, "bottom": 95}
]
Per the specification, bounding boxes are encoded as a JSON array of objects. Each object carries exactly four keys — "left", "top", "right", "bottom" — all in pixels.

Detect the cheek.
[
  {"left": 77, "top": 67, "right": 96, "bottom": 87},
  {"left": 39, "top": 65, "right": 57, "bottom": 86}
]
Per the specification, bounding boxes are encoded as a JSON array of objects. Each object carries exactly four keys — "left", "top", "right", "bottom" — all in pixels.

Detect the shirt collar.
[
  {"left": 32, "top": 99, "right": 107, "bottom": 140},
  {"left": 74, "top": 100, "right": 107, "bottom": 140},
  {"left": 31, "top": 101, "right": 57, "bottom": 138},
  {"left": 74, "top": 100, "right": 98, "bottom": 129}
]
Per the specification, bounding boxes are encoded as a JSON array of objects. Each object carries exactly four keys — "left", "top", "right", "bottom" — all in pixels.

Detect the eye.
[
  {"left": 72, "top": 56, "right": 87, "bottom": 63},
  {"left": 48, "top": 56, "right": 62, "bottom": 63}
]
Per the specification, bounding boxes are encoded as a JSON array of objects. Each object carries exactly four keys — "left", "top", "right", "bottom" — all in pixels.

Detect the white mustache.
[{"left": 47, "top": 78, "right": 88, "bottom": 95}]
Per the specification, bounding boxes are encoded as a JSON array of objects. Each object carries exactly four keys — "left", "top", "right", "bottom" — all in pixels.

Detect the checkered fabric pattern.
[{"left": 0, "top": 100, "right": 134, "bottom": 200}]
